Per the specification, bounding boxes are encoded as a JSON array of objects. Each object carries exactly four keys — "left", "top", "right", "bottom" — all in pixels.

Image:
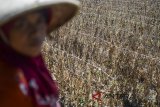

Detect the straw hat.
[{"left": 0, "top": 0, "right": 80, "bottom": 33}]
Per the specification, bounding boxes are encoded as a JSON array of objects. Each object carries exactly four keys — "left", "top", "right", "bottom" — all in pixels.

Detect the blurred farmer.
[{"left": 0, "top": 0, "right": 79, "bottom": 107}]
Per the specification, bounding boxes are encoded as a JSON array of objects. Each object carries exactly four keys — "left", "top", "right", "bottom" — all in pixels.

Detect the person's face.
[{"left": 8, "top": 12, "right": 47, "bottom": 57}]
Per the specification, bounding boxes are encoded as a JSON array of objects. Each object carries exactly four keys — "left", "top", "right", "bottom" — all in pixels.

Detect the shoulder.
[
  {"left": 0, "top": 60, "right": 16, "bottom": 71},
  {"left": 0, "top": 60, "right": 18, "bottom": 90},
  {"left": 0, "top": 60, "right": 17, "bottom": 78},
  {"left": 0, "top": 60, "right": 20, "bottom": 96},
  {"left": 0, "top": 60, "right": 34, "bottom": 107}
]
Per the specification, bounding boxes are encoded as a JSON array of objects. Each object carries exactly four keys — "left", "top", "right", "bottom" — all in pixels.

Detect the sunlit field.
[{"left": 42, "top": 0, "right": 160, "bottom": 106}]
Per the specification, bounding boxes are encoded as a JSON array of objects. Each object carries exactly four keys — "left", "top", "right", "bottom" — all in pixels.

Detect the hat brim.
[
  {"left": 47, "top": 3, "right": 79, "bottom": 33},
  {"left": 0, "top": 0, "right": 80, "bottom": 34}
]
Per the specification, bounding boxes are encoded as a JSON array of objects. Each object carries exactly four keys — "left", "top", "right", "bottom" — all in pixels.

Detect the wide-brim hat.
[{"left": 0, "top": 0, "right": 80, "bottom": 34}]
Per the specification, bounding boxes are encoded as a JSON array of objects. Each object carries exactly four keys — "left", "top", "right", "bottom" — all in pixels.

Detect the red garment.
[
  {"left": 0, "top": 59, "right": 61, "bottom": 107},
  {"left": 0, "top": 61, "right": 34, "bottom": 107}
]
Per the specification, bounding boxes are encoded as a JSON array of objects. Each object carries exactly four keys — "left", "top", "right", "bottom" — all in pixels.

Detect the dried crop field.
[{"left": 42, "top": 0, "right": 160, "bottom": 106}]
